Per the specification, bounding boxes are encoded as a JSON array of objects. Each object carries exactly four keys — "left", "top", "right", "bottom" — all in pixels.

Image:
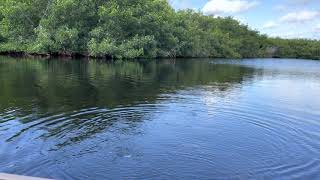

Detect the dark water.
[{"left": 0, "top": 57, "right": 319, "bottom": 179}]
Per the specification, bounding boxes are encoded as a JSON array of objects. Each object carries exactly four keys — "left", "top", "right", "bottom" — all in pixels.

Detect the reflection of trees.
[
  {"left": 0, "top": 56, "right": 257, "bottom": 147},
  {"left": 0, "top": 57, "right": 256, "bottom": 111}
]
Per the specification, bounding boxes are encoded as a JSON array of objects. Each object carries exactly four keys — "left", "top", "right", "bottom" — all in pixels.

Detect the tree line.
[{"left": 0, "top": 0, "right": 319, "bottom": 60}]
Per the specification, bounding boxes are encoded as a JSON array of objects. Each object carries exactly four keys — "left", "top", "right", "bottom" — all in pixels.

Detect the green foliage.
[
  {"left": 0, "top": 0, "right": 46, "bottom": 45},
  {"left": 89, "top": 0, "right": 175, "bottom": 58},
  {"left": 0, "top": 6, "right": 3, "bottom": 41},
  {"left": 88, "top": 35, "right": 156, "bottom": 59},
  {"left": 34, "top": 25, "right": 79, "bottom": 53},
  {"left": 269, "top": 38, "right": 320, "bottom": 60},
  {"left": 33, "top": 0, "right": 100, "bottom": 53},
  {"left": 0, "top": 0, "right": 319, "bottom": 59}
]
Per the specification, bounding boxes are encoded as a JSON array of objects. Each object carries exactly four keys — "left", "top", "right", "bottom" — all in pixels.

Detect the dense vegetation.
[{"left": 0, "top": 0, "right": 319, "bottom": 59}]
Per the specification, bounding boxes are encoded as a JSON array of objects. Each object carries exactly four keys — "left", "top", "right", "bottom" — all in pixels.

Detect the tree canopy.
[{"left": 0, "top": 0, "right": 319, "bottom": 59}]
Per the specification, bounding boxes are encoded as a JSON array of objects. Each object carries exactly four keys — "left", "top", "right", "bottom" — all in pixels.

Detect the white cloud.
[
  {"left": 269, "top": 31, "right": 307, "bottom": 39},
  {"left": 202, "top": 0, "right": 259, "bottom": 15},
  {"left": 268, "top": 29, "right": 320, "bottom": 40},
  {"left": 263, "top": 21, "right": 278, "bottom": 29},
  {"left": 279, "top": 10, "right": 320, "bottom": 23}
]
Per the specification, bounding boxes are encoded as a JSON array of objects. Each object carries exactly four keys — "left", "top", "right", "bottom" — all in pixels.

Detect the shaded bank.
[{"left": 0, "top": 0, "right": 319, "bottom": 60}]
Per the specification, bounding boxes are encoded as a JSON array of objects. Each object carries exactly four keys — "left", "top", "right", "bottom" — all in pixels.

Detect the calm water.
[{"left": 0, "top": 57, "right": 320, "bottom": 179}]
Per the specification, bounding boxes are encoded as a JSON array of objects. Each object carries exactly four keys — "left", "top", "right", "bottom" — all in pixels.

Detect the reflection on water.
[{"left": 0, "top": 57, "right": 319, "bottom": 179}]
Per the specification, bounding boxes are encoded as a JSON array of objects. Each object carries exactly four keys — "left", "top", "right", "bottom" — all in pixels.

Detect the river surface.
[{"left": 0, "top": 57, "right": 319, "bottom": 179}]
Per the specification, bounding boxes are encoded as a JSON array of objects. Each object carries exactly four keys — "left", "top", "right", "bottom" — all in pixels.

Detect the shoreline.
[{"left": 1, "top": 51, "right": 318, "bottom": 61}]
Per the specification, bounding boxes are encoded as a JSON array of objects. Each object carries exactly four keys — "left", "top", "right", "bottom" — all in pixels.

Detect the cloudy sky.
[{"left": 169, "top": 0, "right": 320, "bottom": 39}]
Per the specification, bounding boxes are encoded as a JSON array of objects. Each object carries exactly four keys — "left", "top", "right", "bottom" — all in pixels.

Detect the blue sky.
[{"left": 169, "top": 0, "right": 320, "bottom": 39}]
